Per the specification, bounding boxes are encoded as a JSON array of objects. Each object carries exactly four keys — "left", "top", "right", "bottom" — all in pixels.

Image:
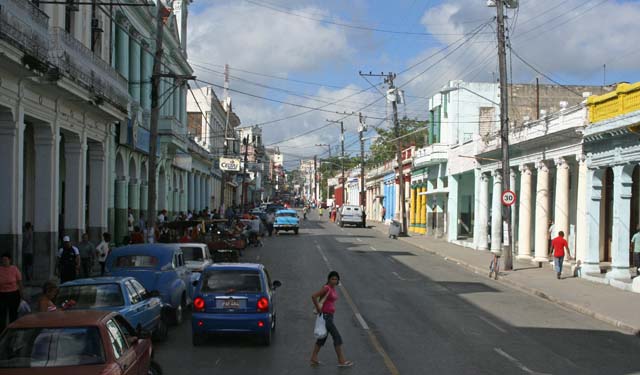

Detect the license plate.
[{"left": 223, "top": 299, "right": 241, "bottom": 309}]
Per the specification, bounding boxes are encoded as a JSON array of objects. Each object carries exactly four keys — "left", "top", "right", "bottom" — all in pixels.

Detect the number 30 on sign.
[{"left": 501, "top": 190, "right": 516, "bottom": 206}]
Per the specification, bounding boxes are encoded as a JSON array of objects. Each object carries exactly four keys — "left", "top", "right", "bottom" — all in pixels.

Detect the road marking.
[
  {"left": 478, "top": 316, "right": 507, "bottom": 333},
  {"left": 256, "top": 255, "right": 261, "bottom": 261},
  {"left": 370, "top": 246, "right": 377, "bottom": 251},
  {"left": 357, "top": 238, "right": 363, "bottom": 242},
  {"left": 392, "top": 271, "right": 405, "bottom": 281},
  {"left": 340, "top": 228, "right": 345, "bottom": 232},
  {"left": 315, "top": 244, "right": 399, "bottom": 375},
  {"left": 494, "top": 348, "right": 549, "bottom": 375}
]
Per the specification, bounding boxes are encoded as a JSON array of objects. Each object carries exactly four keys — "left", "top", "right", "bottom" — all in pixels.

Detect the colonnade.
[{"left": 409, "top": 183, "right": 427, "bottom": 234}]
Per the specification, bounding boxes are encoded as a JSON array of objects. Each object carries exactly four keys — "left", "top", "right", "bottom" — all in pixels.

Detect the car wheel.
[
  {"left": 340, "top": 222, "right": 344, "bottom": 228},
  {"left": 262, "top": 329, "right": 272, "bottom": 346},
  {"left": 271, "top": 314, "right": 277, "bottom": 331},
  {"left": 152, "top": 316, "right": 168, "bottom": 342},
  {"left": 294, "top": 228, "right": 299, "bottom": 235},
  {"left": 171, "top": 296, "right": 185, "bottom": 326},
  {"left": 148, "top": 360, "right": 163, "bottom": 375},
  {"left": 192, "top": 332, "right": 206, "bottom": 346}
]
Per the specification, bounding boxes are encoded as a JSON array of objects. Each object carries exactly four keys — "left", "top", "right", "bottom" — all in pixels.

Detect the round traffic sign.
[{"left": 501, "top": 190, "right": 516, "bottom": 206}]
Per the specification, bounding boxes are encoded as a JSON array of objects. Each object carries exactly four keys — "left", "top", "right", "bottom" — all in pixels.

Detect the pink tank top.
[{"left": 321, "top": 285, "right": 338, "bottom": 314}]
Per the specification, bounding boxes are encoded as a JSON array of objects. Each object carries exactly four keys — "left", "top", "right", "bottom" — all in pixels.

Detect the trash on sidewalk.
[{"left": 388, "top": 220, "right": 401, "bottom": 239}]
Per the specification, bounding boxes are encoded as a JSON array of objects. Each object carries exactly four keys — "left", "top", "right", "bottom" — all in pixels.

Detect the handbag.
[
  {"left": 314, "top": 313, "right": 327, "bottom": 339},
  {"left": 313, "top": 289, "right": 328, "bottom": 315}
]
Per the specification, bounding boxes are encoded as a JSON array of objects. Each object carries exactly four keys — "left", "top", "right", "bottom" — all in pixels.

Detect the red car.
[{"left": 0, "top": 310, "right": 160, "bottom": 374}]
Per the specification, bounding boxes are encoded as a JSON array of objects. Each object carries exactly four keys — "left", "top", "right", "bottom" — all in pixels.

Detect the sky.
[{"left": 186, "top": 0, "right": 640, "bottom": 170}]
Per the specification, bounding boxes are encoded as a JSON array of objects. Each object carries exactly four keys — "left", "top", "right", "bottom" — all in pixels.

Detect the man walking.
[
  {"left": 96, "top": 233, "right": 111, "bottom": 276},
  {"left": 551, "top": 231, "right": 572, "bottom": 279},
  {"left": 77, "top": 233, "right": 96, "bottom": 278},
  {"left": 266, "top": 211, "right": 275, "bottom": 237},
  {"left": 631, "top": 226, "right": 640, "bottom": 274},
  {"left": 381, "top": 206, "right": 386, "bottom": 222},
  {"left": 57, "top": 236, "right": 80, "bottom": 283}
]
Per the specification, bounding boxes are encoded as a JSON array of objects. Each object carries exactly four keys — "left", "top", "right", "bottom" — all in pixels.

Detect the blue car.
[
  {"left": 274, "top": 209, "right": 300, "bottom": 235},
  {"left": 56, "top": 276, "right": 168, "bottom": 341},
  {"left": 191, "top": 263, "right": 282, "bottom": 346},
  {"left": 105, "top": 243, "right": 193, "bottom": 325}
]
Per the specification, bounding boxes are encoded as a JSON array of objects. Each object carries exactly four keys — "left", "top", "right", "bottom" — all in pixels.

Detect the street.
[{"left": 154, "top": 211, "right": 640, "bottom": 375}]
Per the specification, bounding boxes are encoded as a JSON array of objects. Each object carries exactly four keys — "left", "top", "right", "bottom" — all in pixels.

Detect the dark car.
[
  {"left": 191, "top": 263, "right": 282, "bottom": 346},
  {"left": 0, "top": 310, "right": 160, "bottom": 374}
]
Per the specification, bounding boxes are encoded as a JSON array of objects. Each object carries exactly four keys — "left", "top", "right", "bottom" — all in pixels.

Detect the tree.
[{"left": 368, "top": 117, "right": 428, "bottom": 166}]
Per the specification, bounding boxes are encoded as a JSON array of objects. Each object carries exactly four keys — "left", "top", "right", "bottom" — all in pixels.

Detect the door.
[
  {"left": 131, "top": 279, "right": 160, "bottom": 331},
  {"left": 123, "top": 281, "right": 144, "bottom": 330},
  {"left": 175, "top": 251, "right": 191, "bottom": 302},
  {"left": 106, "top": 318, "right": 139, "bottom": 374}
]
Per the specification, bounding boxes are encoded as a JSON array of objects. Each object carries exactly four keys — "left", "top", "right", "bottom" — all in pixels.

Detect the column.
[
  {"left": 583, "top": 168, "right": 603, "bottom": 274},
  {"left": 172, "top": 81, "right": 180, "bottom": 118},
  {"left": 419, "top": 185, "right": 427, "bottom": 234},
  {"left": 114, "top": 178, "right": 128, "bottom": 245},
  {"left": 139, "top": 182, "right": 148, "bottom": 222},
  {"left": 129, "top": 32, "right": 141, "bottom": 101},
  {"left": 509, "top": 168, "right": 517, "bottom": 247},
  {"left": 575, "top": 156, "right": 588, "bottom": 262},
  {"left": 115, "top": 22, "right": 129, "bottom": 80},
  {"left": 476, "top": 172, "right": 490, "bottom": 250},
  {"left": 128, "top": 179, "right": 140, "bottom": 223},
  {"left": 194, "top": 173, "right": 201, "bottom": 211},
  {"left": 554, "top": 158, "right": 570, "bottom": 236},
  {"left": 534, "top": 161, "right": 550, "bottom": 262},
  {"left": 188, "top": 172, "right": 194, "bottom": 211},
  {"left": 517, "top": 164, "right": 533, "bottom": 260},
  {"left": 140, "top": 46, "right": 152, "bottom": 110},
  {"left": 0, "top": 110, "right": 22, "bottom": 262},
  {"left": 173, "top": 188, "right": 180, "bottom": 216},
  {"left": 448, "top": 175, "right": 459, "bottom": 242},
  {"left": 608, "top": 165, "right": 633, "bottom": 280},
  {"left": 491, "top": 170, "right": 503, "bottom": 253},
  {"left": 88, "top": 144, "right": 107, "bottom": 242},
  {"left": 64, "top": 135, "right": 87, "bottom": 242},
  {"left": 409, "top": 185, "right": 416, "bottom": 232},
  {"left": 201, "top": 176, "right": 206, "bottom": 210}
]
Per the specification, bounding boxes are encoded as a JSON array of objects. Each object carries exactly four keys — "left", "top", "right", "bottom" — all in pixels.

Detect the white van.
[{"left": 337, "top": 205, "right": 364, "bottom": 228}]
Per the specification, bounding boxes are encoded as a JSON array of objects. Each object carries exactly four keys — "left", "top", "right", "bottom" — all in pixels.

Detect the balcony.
[
  {"left": 0, "top": 0, "right": 50, "bottom": 63},
  {"left": 49, "top": 27, "right": 128, "bottom": 110},
  {"left": 413, "top": 144, "right": 449, "bottom": 166}
]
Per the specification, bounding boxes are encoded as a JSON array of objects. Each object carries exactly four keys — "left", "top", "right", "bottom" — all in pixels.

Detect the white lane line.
[
  {"left": 256, "top": 255, "right": 261, "bottom": 261},
  {"left": 478, "top": 316, "right": 507, "bottom": 333},
  {"left": 370, "top": 246, "right": 377, "bottom": 251},
  {"left": 356, "top": 238, "right": 363, "bottom": 242},
  {"left": 316, "top": 245, "right": 330, "bottom": 265},
  {"left": 392, "top": 271, "right": 405, "bottom": 281},
  {"left": 340, "top": 228, "right": 345, "bottom": 232},
  {"left": 494, "top": 348, "right": 549, "bottom": 375},
  {"left": 354, "top": 313, "right": 369, "bottom": 330}
]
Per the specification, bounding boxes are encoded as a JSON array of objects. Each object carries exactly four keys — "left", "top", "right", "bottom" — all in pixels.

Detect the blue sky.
[{"left": 186, "top": 0, "right": 640, "bottom": 168}]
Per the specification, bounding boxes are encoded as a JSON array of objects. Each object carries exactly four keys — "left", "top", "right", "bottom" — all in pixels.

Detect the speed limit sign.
[{"left": 501, "top": 190, "right": 516, "bottom": 206}]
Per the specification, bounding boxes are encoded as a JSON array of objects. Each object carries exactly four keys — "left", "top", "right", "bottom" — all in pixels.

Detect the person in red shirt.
[
  {"left": 551, "top": 231, "right": 572, "bottom": 279},
  {"left": 130, "top": 226, "right": 145, "bottom": 244}
]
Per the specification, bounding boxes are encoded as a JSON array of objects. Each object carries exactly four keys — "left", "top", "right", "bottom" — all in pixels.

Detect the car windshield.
[
  {"left": 201, "top": 270, "right": 262, "bottom": 293},
  {"left": 181, "top": 247, "right": 204, "bottom": 262},
  {"left": 0, "top": 327, "right": 105, "bottom": 368},
  {"left": 277, "top": 212, "right": 296, "bottom": 217},
  {"left": 114, "top": 255, "right": 158, "bottom": 268},
  {"left": 56, "top": 284, "right": 124, "bottom": 308}
]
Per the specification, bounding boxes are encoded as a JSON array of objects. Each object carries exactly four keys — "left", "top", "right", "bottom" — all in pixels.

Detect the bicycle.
[{"left": 489, "top": 253, "right": 500, "bottom": 280}]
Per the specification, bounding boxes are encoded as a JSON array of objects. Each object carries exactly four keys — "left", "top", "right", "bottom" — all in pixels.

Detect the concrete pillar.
[
  {"left": 188, "top": 172, "right": 194, "bottom": 211},
  {"left": 0, "top": 110, "right": 23, "bottom": 262},
  {"left": 63, "top": 135, "right": 87, "bottom": 242},
  {"left": 129, "top": 33, "right": 141, "bottom": 101},
  {"left": 510, "top": 168, "right": 517, "bottom": 247},
  {"left": 173, "top": 188, "right": 180, "bottom": 216},
  {"left": 517, "top": 164, "right": 533, "bottom": 260},
  {"left": 88, "top": 144, "right": 107, "bottom": 242},
  {"left": 554, "top": 157, "right": 570, "bottom": 236},
  {"left": 448, "top": 175, "right": 459, "bottom": 242},
  {"left": 534, "top": 161, "right": 550, "bottom": 262},
  {"left": 608, "top": 165, "right": 633, "bottom": 281},
  {"left": 476, "top": 172, "right": 489, "bottom": 250},
  {"left": 139, "top": 182, "right": 148, "bottom": 222},
  {"left": 194, "top": 174, "right": 201, "bottom": 211},
  {"left": 575, "top": 156, "right": 588, "bottom": 263},
  {"left": 491, "top": 170, "right": 503, "bottom": 254},
  {"left": 201, "top": 176, "right": 206, "bottom": 210},
  {"left": 128, "top": 179, "right": 140, "bottom": 223},
  {"left": 583, "top": 168, "right": 603, "bottom": 274},
  {"left": 115, "top": 23, "right": 129, "bottom": 80},
  {"left": 419, "top": 185, "right": 426, "bottom": 234},
  {"left": 114, "top": 178, "right": 128, "bottom": 245},
  {"left": 409, "top": 185, "right": 416, "bottom": 232},
  {"left": 141, "top": 47, "right": 152, "bottom": 110},
  {"left": 172, "top": 81, "right": 180, "bottom": 118}
]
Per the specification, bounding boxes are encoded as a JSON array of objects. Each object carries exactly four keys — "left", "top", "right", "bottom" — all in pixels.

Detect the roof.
[
  {"left": 178, "top": 243, "right": 208, "bottom": 248},
  {"left": 203, "top": 263, "right": 264, "bottom": 271},
  {"left": 60, "top": 277, "right": 131, "bottom": 286},
  {"left": 276, "top": 209, "right": 297, "bottom": 214},
  {"left": 8, "top": 311, "right": 115, "bottom": 328},
  {"left": 110, "top": 243, "right": 180, "bottom": 264}
]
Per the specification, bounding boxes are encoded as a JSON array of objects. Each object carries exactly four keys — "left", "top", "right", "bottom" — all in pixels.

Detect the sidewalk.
[{"left": 371, "top": 224, "right": 640, "bottom": 336}]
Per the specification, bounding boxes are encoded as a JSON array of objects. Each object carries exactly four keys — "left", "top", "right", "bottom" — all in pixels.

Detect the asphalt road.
[{"left": 154, "top": 210, "right": 640, "bottom": 375}]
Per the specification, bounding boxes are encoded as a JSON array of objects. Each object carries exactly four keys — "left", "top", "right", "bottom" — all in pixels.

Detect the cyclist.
[
  {"left": 489, "top": 250, "right": 501, "bottom": 280},
  {"left": 303, "top": 206, "right": 309, "bottom": 220}
]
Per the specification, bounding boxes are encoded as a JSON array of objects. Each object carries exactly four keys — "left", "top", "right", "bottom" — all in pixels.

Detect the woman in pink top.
[
  {"left": 0, "top": 253, "right": 23, "bottom": 332},
  {"left": 310, "top": 271, "right": 353, "bottom": 367}
]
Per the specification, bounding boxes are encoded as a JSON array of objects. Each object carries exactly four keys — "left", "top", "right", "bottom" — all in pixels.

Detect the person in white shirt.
[{"left": 96, "top": 232, "right": 111, "bottom": 276}]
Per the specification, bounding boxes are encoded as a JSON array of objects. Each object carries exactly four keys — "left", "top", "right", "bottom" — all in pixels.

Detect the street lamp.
[
  {"left": 440, "top": 84, "right": 500, "bottom": 106},
  {"left": 315, "top": 144, "right": 331, "bottom": 158}
]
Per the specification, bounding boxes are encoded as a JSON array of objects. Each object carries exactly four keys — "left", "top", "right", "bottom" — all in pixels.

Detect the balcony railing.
[
  {"left": 49, "top": 27, "right": 128, "bottom": 110},
  {"left": 0, "top": 0, "right": 50, "bottom": 62}
]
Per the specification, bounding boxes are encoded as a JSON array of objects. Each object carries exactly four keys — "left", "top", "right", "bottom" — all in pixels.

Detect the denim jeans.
[
  {"left": 316, "top": 313, "right": 343, "bottom": 347},
  {"left": 554, "top": 256, "right": 564, "bottom": 274}
]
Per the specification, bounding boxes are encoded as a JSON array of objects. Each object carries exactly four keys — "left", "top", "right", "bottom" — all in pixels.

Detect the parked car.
[
  {"left": 179, "top": 243, "right": 212, "bottom": 273},
  {"left": 56, "top": 277, "right": 168, "bottom": 341},
  {"left": 105, "top": 243, "right": 193, "bottom": 325},
  {"left": 191, "top": 263, "right": 282, "bottom": 346},
  {"left": 273, "top": 209, "right": 299, "bottom": 235},
  {"left": 337, "top": 205, "right": 364, "bottom": 227},
  {"left": 0, "top": 310, "right": 161, "bottom": 374}
]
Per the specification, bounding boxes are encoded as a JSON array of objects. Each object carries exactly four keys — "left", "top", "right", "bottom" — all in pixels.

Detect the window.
[
  {"left": 124, "top": 281, "right": 141, "bottom": 305},
  {"left": 115, "top": 255, "right": 159, "bottom": 268},
  {"left": 201, "top": 270, "right": 263, "bottom": 293},
  {"left": 130, "top": 279, "right": 148, "bottom": 299},
  {"left": 106, "top": 320, "right": 128, "bottom": 359},
  {"left": 181, "top": 246, "right": 204, "bottom": 262},
  {"left": 56, "top": 284, "right": 124, "bottom": 308}
]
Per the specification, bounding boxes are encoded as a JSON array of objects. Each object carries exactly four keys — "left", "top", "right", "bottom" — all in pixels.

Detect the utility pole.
[
  {"left": 313, "top": 155, "right": 318, "bottom": 205},
  {"left": 219, "top": 64, "right": 231, "bottom": 212},
  {"left": 241, "top": 136, "right": 249, "bottom": 211},
  {"left": 146, "top": 2, "right": 166, "bottom": 236},
  {"left": 326, "top": 119, "right": 345, "bottom": 206},
  {"left": 496, "top": 0, "right": 513, "bottom": 270},
  {"left": 358, "top": 113, "right": 367, "bottom": 208},
  {"left": 359, "top": 71, "right": 407, "bottom": 235}
]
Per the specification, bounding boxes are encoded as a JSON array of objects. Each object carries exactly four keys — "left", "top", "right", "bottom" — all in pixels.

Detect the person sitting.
[{"left": 38, "top": 281, "right": 59, "bottom": 312}]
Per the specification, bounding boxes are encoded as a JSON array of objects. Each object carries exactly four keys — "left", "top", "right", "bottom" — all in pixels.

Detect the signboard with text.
[{"left": 219, "top": 157, "right": 241, "bottom": 171}]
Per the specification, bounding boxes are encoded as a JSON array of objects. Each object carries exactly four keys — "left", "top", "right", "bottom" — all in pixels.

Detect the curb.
[{"left": 390, "top": 233, "right": 640, "bottom": 337}]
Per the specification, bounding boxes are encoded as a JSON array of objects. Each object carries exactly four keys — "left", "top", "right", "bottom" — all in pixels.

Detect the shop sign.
[{"left": 219, "top": 157, "right": 241, "bottom": 171}]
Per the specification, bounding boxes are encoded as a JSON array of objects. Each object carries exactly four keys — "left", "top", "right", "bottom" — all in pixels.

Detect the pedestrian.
[
  {"left": 138, "top": 213, "right": 146, "bottom": 236},
  {"left": 266, "top": 212, "right": 275, "bottom": 237},
  {"left": 631, "top": 226, "right": 640, "bottom": 274},
  {"left": 0, "top": 253, "right": 23, "bottom": 332},
  {"left": 310, "top": 271, "right": 353, "bottom": 368},
  {"left": 57, "top": 236, "right": 80, "bottom": 283},
  {"left": 158, "top": 209, "right": 167, "bottom": 224},
  {"left": 127, "top": 208, "right": 135, "bottom": 234},
  {"left": 22, "top": 222, "right": 34, "bottom": 281},
  {"left": 551, "top": 230, "right": 572, "bottom": 279},
  {"left": 381, "top": 206, "right": 386, "bottom": 222},
  {"left": 77, "top": 233, "right": 96, "bottom": 278},
  {"left": 37, "top": 281, "right": 59, "bottom": 312},
  {"left": 96, "top": 233, "right": 111, "bottom": 276},
  {"left": 362, "top": 209, "right": 367, "bottom": 228},
  {"left": 130, "top": 226, "right": 145, "bottom": 244}
]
